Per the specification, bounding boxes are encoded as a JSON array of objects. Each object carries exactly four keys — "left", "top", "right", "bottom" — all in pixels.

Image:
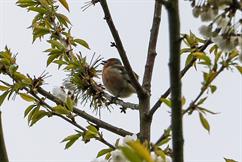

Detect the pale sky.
[{"left": 0, "top": 0, "right": 241, "bottom": 162}]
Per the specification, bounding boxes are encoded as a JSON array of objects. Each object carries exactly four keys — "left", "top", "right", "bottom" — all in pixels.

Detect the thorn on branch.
[
  {"left": 110, "top": 42, "right": 116, "bottom": 48},
  {"left": 120, "top": 107, "right": 127, "bottom": 113}
]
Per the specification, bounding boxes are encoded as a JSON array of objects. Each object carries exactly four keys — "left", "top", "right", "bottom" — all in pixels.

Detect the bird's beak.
[{"left": 101, "top": 60, "right": 107, "bottom": 65}]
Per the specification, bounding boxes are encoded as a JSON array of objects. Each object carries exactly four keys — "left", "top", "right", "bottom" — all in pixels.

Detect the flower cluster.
[
  {"left": 91, "top": 134, "right": 171, "bottom": 162},
  {"left": 191, "top": 0, "right": 242, "bottom": 59},
  {"left": 52, "top": 85, "right": 76, "bottom": 103}
]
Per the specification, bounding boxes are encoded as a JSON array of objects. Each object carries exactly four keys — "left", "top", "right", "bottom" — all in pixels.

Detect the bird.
[{"left": 102, "top": 58, "right": 138, "bottom": 98}]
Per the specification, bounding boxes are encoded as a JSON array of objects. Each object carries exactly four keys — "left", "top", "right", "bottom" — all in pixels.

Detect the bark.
[
  {"left": 0, "top": 111, "right": 9, "bottom": 162},
  {"left": 166, "top": 1, "right": 184, "bottom": 162}
]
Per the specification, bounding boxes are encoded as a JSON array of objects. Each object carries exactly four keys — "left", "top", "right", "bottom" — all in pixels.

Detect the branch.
[
  {"left": 138, "top": 0, "right": 163, "bottom": 142},
  {"left": 167, "top": 1, "right": 184, "bottom": 162},
  {"left": 149, "top": 40, "right": 212, "bottom": 117},
  {"left": 0, "top": 111, "right": 9, "bottom": 162},
  {"left": 182, "top": 59, "right": 228, "bottom": 115},
  {"left": 103, "top": 93, "right": 139, "bottom": 110},
  {"left": 37, "top": 87, "right": 133, "bottom": 137},
  {"left": 98, "top": 0, "right": 145, "bottom": 97},
  {"left": 27, "top": 86, "right": 115, "bottom": 149},
  {"left": 142, "top": 0, "right": 162, "bottom": 91},
  {"left": 156, "top": 56, "right": 228, "bottom": 145}
]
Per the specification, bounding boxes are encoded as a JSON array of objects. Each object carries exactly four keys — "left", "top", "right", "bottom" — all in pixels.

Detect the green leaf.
[
  {"left": 96, "top": 148, "right": 113, "bottom": 158},
  {"left": 128, "top": 141, "right": 153, "bottom": 162},
  {"left": 38, "top": 0, "right": 49, "bottom": 8},
  {"left": 154, "top": 147, "right": 166, "bottom": 161},
  {"left": 199, "top": 112, "right": 210, "bottom": 133},
  {"left": 235, "top": 66, "right": 242, "bottom": 74},
  {"left": 19, "top": 93, "right": 35, "bottom": 102},
  {"left": 56, "top": 13, "right": 71, "bottom": 27},
  {"left": 105, "top": 152, "right": 111, "bottom": 160},
  {"left": 159, "top": 98, "right": 171, "bottom": 107},
  {"left": 58, "top": 0, "right": 69, "bottom": 11},
  {"left": 181, "top": 96, "right": 186, "bottom": 106},
  {"left": 198, "top": 107, "right": 219, "bottom": 115},
  {"left": 214, "top": 50, "right": 222, "bottom": 63},
  {"left": 192, "top": 52, "right": 211, "bottom": 66},
  {"left": 185, "top": 54, "right": 195, "bottom": 66},
  {"left": 16, "top": 0, "right": 36, "bottom": 7},
  {"left": 157, "top": 137, "right": 171, "bottom": 146},
  {"left": 197, "top": 97, "right": 207, "bottom": 105},
  {"left": 61, "top": 134, "right": 81, "bottom": 149},
  {"left": 86, "top": 125, "right": 98, "bottom": 135},
  {"left": 62, "top": 133, "right": 81, "bottom": 142},
  {"left": 24, "top": 104, "right": 36, "bottom": 117},
  {"left": 83, "top": 125, "right": 99, "bottom": 142},
  {"left": 27, "top": 105, "right": 40, "bottom": 124},
  {"left": 53, "top": 105, "right": 70, "bottom": 115},
  {"left": 66, "top": 97, "right": 74, "bottom": 111},
  {"left": 229, "top": 50, "right": 239, "bottom": 59},
  {"left": 121, "top": 146, "right": 143, "bottom": 162},
  {"left": 224, "top": 157, "right": 238, "bottom": 162},
  {"left": 48, "top": 40, "right": 65, "bottom": 50},
  {"left": 0, "top": 85, "right": 9, "bottom": 91},
  {"left": 13, "top": 72, "right": 30, "bottom": 82},
  {"left": 30, "top": 110, "right": 48, "bottom": 126},
  {"left": 28, "top": 6, "right": 47, "bottom": 14},
  {"left": 74, "top": 39, "right": 90, "bottom": 49},
  {"left": 209, "top": 44, "right": 217, "bottom": 54},
  {"left": 0, "top": 91, "right": 10, "bottom": 106},
  {"left": 47, "top": 53, "right": 60, "bottom": 66},
  {"left": 180, "top": 48, "right": 191, "bottom": 54},
  {"left": 209, "top": 85, "right": 217, "bottom": 93}
]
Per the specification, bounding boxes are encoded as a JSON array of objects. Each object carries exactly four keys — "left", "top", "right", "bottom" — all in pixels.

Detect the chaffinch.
[{"left": 102, "top": 58, "right": 138, "bottom": 98}]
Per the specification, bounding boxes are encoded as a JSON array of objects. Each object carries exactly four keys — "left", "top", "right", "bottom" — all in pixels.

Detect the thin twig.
[
  {"left": 98, "top": 0, "right": 145, "bottom": 98},
  {"left": 31, "top": 89, "right": 115, "bottom": 148},
  {"left": 149, "top": 40, "right": 212, "bottom": 117},
  {"left": 37, "top": 87, "right": 133, "bottom": 137},
  {"left": 138, "top": 0, "right": 163, "bottom": 142},
  {"left": 103, "top": 93, "right": 139, "bottom": 110},
  {"left": 182, "top": 60, "right": 227, "bottom": 115},
  {"left": 142, "top": 0, "right": 162, "bottom": 92},
  {"left": 155, "top": 54, "right": 229, "bottom": 145}
]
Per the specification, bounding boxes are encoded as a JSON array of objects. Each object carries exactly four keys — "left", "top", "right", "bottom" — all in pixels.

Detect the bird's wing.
[{"left": 112, "top": 65, "right": 139, "bottom": 84}]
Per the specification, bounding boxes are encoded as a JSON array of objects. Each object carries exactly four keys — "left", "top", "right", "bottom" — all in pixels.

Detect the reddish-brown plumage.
[{"left": 102, "top": 58, "right": 138, "bottom": 98}]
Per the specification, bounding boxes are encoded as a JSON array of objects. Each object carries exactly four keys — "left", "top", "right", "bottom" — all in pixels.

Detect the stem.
[
  {"left": 0, "top": 111, "right": 9, "bottom": 162},
  {"left": 183, "top": 60, "right": 227, "bottom": 115},
  {"left": 98, "top": 0, "right": 145, "bottom": 98},
  {"left": 139, "top": 0, "right": 163, "bottom": 142},
  {"left": 167, "top": 0, "right": 183, "bottom": 162},
  {"left": 149, "top": 40, "right": 211, "bottom": 117},
  {"left": 29, "top": 88, "right": 115, "bottom": 149},
  {"left": 37, "top": 87, "right": 133, "bottom": 137}
]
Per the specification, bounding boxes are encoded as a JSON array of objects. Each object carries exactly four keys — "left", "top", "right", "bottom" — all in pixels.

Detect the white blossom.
[
  {"left": 63, "top": 79, "right": 76, "bottom": 92},
  {"left": 199, "top": 25, "right": 213, "bottom": 38},
  {"left": 200, "top": 8, "right": 217, "bottom": 22},
  {"left": 122, "top": 134, "right": 137, "bottom": 145},
  {"left": 151, "top": 152, "right": 171, "bottom": 162},
  {"left": 110, "top": 150, "right": 127, "bottom": 162},
  {"left": 212, "top": 35, "right": 236, "bottom": 52},
  {"left": 239, "top": 52, "right": 242, "bottom": 63},
  {"left": 215, "top": 16, "right": 229, "bottom": 32},
  {"left": 192, "top": 7, "right": 201, "bottom": 18},
  {"left": 52, "top": 86, "right": 67, "bottom": 101},
  {"left": 90, "top": 159, "right": 108, "bottom": 162},
  {"left": 239, "top": 38, "right": 242, "bottom": 63}
]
